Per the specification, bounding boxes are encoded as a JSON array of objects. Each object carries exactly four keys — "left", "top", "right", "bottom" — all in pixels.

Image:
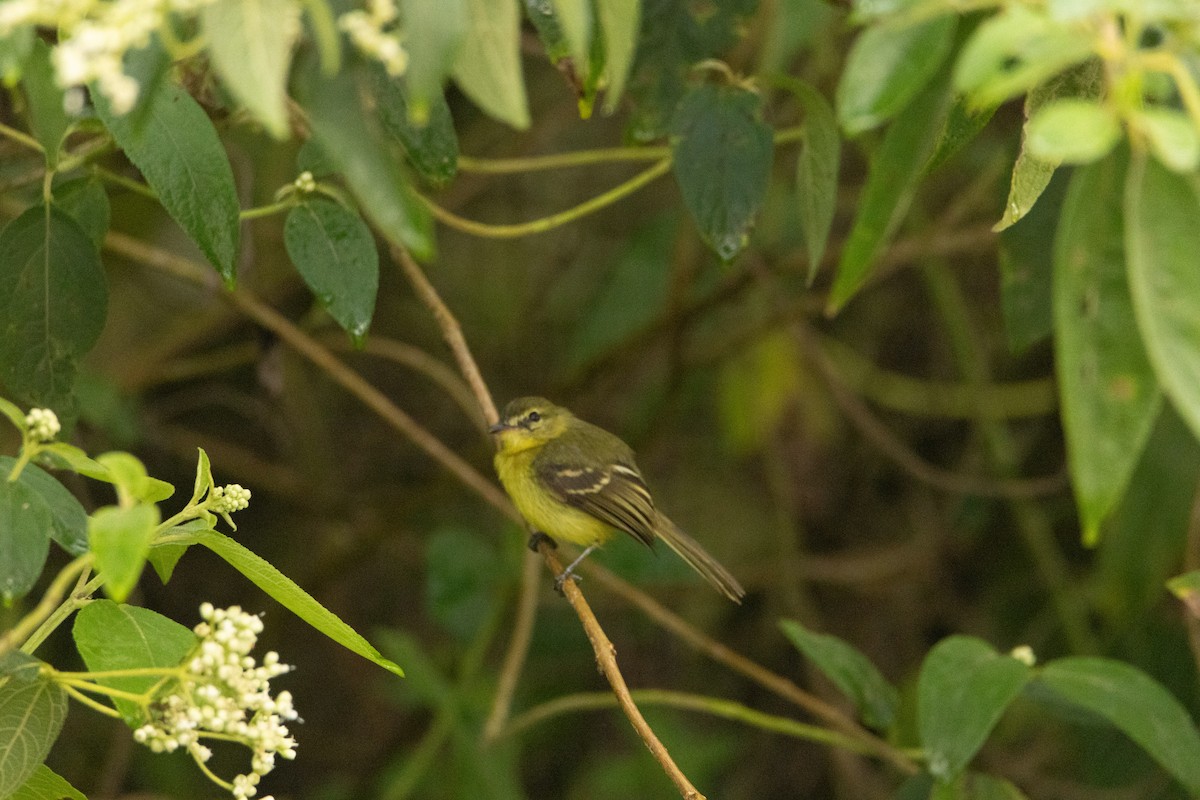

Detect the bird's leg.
[
  {"left": 553, "top": 543, "right": 598, "bottom": 594},
  {"left": 527, "top": 531, "right": 557, "bottom": 552}
]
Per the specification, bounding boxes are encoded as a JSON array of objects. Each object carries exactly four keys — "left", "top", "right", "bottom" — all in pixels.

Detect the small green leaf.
[
  {"left": 8, "top": 764, "right": 87, "bottom": 800},
  {"left": 96, "top": 451, "right": 174, "bottom": 504},
  {"left": 400, "top": 0, "right": 467, "bottom": 118},
  {"left": 785, "top": 78, "right": 840, "bottom": 281},
  {"left": 0, "top": 459, "right": 89, "bottom": 557},
  {"left": 93, "top": 78, "right": 241, "bottom": 282},
  {"left": 21, "top": 39, "right": 69, "bottom": 166},
  {"left": 836, "top": 15, "right": 956, "bottom": 135},
  {"left": 1054, "top": 150, "right": 1160, "bottom": 544},
  {"left": 190, "top": 448, "right": 214, "bottom": 506},
  {"left": 451, "top": 0, "right": 530, "bottom": 130},
  {"left": 0, "top": 653, "right": 67, "bottom": 798},
  {"left": 1039, "top": 657, "right": 1200, "bottom": 794},
  {"left": 202, "top": 0, "right": 300, "bottom": 139},
  {"left": 39, "top": 442, "right": 110, "bottom": 482},
  {"left": 1168, "top": 569, "right": 1200, "bottom": 619},
  {"left": 89, "top": 504, "right": 161, "bottom": 602},
  {"left": 284, "top": 198, "right": 379, "bottom": 341},
  {"left": 925, "top": 97, "right": 997, "bottom": 174},
  {"left": 169, "top": 527, "right": 403, "bottom": 676},
  {"left": 370, "top": 66, "right": 460, "bottom": 186},
  {"left": 1125, "top": 153, "right": 1200, "bottom": 444},
  {"left": 0, "top": 479, "right": 52, "bottom": 602},
  {"left": 998, "top": 171, "right": 1067, "bottom": 352},
  {"left": 149, "top": 519, "right": 212, "bottom": 584},
  {"left": 0, "top": 397, "right": 25, "bottom": 433},
  {"left": 671, "top": 83, "right": 774, "bottom": 261},
  {"left": 780, "top": 619, "right": 897, "bottom": 731},
  {"left": 1025, "top": 99, "right": 1119, "bottom": 165},
  {"left": 918, "top": 636, "right": 1032, "bottom": 781},
  {"left": 0, "top": 206, "right": 107, "bottom": 409},
  {"left": 596, "top": 0, "right": 640, "bottom": 113},
  {"left": 426, "top": 527, "right": 500, "bottom": 641},
  {"left": 298, "top": 57, "right": 434, "bottom": 261},
  {"left": 73, "top": 600, "right": 196, "bottom": 723},
  {"left": 828, "top": 73, "right": 950, "bottom": 313},
  {"left": 1133, "top": 107, "right": 1200, "bottom": 173},
  {"left": 551, "top": 0, "right": 594, "bottom": 77},
  {"left": 52, "top": 176, "right": 111, "bottom": 250}
]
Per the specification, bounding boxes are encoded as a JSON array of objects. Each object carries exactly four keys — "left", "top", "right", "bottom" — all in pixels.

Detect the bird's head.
[{"left": 489, "top": 397, "right": 573, "bottom": 453}]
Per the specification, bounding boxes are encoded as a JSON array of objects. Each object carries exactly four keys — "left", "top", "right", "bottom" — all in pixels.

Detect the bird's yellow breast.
[{"left": 494, "top": 447, "right": 615, "bottom": 546}]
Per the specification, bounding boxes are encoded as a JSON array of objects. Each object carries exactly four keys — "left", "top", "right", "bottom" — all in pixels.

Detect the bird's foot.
[
  {"left": 552, "top": 570, "right": 583, "bottom": 595},
  {"left": 527, "top": 531, "right": 556, "bottom": 552}
]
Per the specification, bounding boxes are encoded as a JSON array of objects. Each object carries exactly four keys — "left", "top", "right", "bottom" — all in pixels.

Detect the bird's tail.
[{"left": 654, "top": 512, "right": 745, "bottom": 603}]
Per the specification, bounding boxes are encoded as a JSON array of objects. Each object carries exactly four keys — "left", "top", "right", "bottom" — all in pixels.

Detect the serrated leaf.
[
  {"left": 202, "top": 0, "right": 300, "bottom": 139},
  {"left": 89, "top": 504, "right": 161, "bottom": 602},
  {"left": 836, "top": 15, "right": 955, "bottom": 135},
  {"left": 0, "top": 653, "right": 67, "bottom": 798},
  {"left": 400, "top": 0, "right": 467, "bottom": 118},
  {"left": 299, "top": 57, "right": 434, "bottom": 260},
  {"left": 1125, "top": 153, "right": 1200, "bottom": 444},
  {"left": 596, "top": 0, "right": 640, "bottom": 113},
  {"left": 0, "top": 458, "right": 89, "bottom": 557},
  {"left": 93, "top": 78, "right": 241, "bottom": 282},
  {"left": 785, "top": 78, "right": 839, "bottom": 280},
  {"left": 370, "top": 66, "right": 459, "bottom": 186},
  {"left": 671, "top": 83, "right": 774, "bottom": 261},
  {"left": 918, "top": 636, "right": 1032, "bottom": 781},
  {"left": 0, "top": 205, "right": 107, "bottom": 409},
  {"left": 0, "top": 478, "right": 52, "bottom": 602},
  {"left": 780, "top": 619, "right": 897, "bottom": 731},
  {"left": 1038, "top": 657, "right": 1200, "bottom": 794},
  {"left": 9, "top": 764, "right": 87, "bottom": 800},
  {"left": 1025, "top": 99, "right": 1119, "bottom": 165},
  {"left": 72, "top": 600, "right": 196, "bottom": 723},
  {"left": 827, "top": 73, "right": 950, "bottom": 313},
  {"left": 1053, "top": 150, "right": 1160, "bottom": 544},
  {"left": 53, "top": 176, "right": 111, "bottom": 250},
  {"left": 168, "top": 527, "right": 403, "bottom": 676},
  {"left": 21, "top": 39, "right": 69, "bottom": 166},
  {"left": 451, "top": 0, "right": 530, "bottom": 129},
  {"left": 284, "top": 198, "right": 379, "bottom": 341}
]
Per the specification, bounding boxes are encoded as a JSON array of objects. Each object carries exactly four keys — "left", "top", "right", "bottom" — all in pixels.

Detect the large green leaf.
[
  {"left": 0, "top": 653, "right": 67, "bottom": 798},
  {"left": 1053, "top": 150, "right": 1160, "bottom": 544},
  {"left": 0, "top": 205, "right": 107, "bottom": 408},
  {"left": 918, "top": 636, "right": 1032, "bottom": 781},
  {"left": 836, "top": 15, "right": 956, "bottom": 135},
  {"left": 400, "top": 0, "right": 467, "bottom": 119},
  {"left": 8, "top": 764, "right": 87, "bottom": 800},
  {"left": 0, "top": 458, "right": 89, "bottom": 557},
  {"left": 168, "top": 527, "right": 403, "bottom": 676},
  {"left": 202, "top": 0, "right": 300, "bottom": 139},
  {"left": 451, "top": 0, "right": 530, "bottom": 129},
  {"left": 1125, "top": 153, "right": 1200, "bottom": 443},
  {"left": 284, "top": 198, "right": 379, "bottom": 342},
  {"left": 89, "top": 504, "right": 161, "bottom": 602},
  {"left": 827, "top": 74, "right": 950, "bottom": 313},
  {"left": 0, "top": 478, "right": 51, "bottom": 603},
  {"left": 670, "top": 83, "right": 774, "bottom": 261},
  {"left": 1038, "top": 657, "right": 1200, "bottom": 795},
  {"left": 52, "top": 176, "right": 112, "bottom": 250},
  {"left": 93, "top": 79, "right": 241, "bottom": 282},
  {"left": 73, "top": 600, "right": 197, "bottom": 724},
  {"left": 780, "top": 619, "right": 897, "bottom": 731}
]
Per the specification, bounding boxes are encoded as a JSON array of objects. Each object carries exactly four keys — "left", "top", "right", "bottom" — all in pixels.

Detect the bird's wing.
[{"left": 535, "top": 458, "right": 657, "bottom": 548}]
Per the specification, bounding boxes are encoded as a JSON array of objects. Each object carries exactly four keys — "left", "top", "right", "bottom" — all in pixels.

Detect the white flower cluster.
[
  {"left": 132, "top": 604, "right": 297, "bottom": 800},
  {"left": 293, "top": 171, "right": 317, "bottom": 194},
  {"left": 25, "top": 408, "right": 61, "bottom": 442},
  {"left": 339, "top": 0, "right": 409, "bottom": 77},
  {"left": 210, "top": 484, "right": 252, "bottom": 513}
]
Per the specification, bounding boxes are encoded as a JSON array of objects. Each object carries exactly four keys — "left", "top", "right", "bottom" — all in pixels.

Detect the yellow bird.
[{"left": 490, "top": 397, "right": 745, "bottom": 603}]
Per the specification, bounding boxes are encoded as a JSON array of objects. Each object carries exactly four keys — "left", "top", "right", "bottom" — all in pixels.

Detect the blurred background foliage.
[{"left": 5, "top": 0, "right": 1200, "bottom": 798}]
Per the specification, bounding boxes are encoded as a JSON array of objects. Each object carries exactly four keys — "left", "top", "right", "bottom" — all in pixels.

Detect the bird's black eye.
[{"left": 526, "top": 411, "right": 541, "bottom": 424}]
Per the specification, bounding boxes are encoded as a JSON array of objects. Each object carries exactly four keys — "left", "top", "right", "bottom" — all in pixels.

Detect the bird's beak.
[{"left": 488, "top": 421, "right": 511, "bottom": 435}]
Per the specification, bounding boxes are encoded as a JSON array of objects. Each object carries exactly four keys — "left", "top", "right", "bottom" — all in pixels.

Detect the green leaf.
[
  {"left": 827, "top": 74, "right": 950, "bottom": 313},
  {"left": 425, "top": 527, "right": 501, "bottom": 641},
  {"left": 284, "top": 198, "right": 379, "bottom": 341},
  {"left": 9, "top": 764, "right": 87, "bottom": 800},
  {"left": 0, "top": 458, "right": 89, "bottom": 557},
  {"left": 148, "top": 519, "right": 212, "bottom": 585},
  {"left": 1054, "top": 150, "right": 1160, "bottom": 544},
  {"left": 780, "top": 619, "right": 897, "bottom": 731},
  {"left": 924, "top": 97, "right": 997, "bottom": 174},
  {"left": 998, "top": 170, "right": 1067, "bottom": 352},
  {"left": 1125, "top": 153, "right": 1200, "bottom": 443},
  {"left": 1168, "top": 569, "right": 1200, "bottom": 619},
  {"left": 917, "top": 636, "right": 1032, "bottom": 781},
  {"left": 298, "top": 58, "right": 434, "bottom": 261},
  {"left": 369, "top": 66, "right": 459, "bottom": 186},
  {"left": 170, "top": 527, "right": 403, "bottom": 676},
  {"left": 1025, "top": 100, "right": 1119, "bottom": 165},
  {"left": 1133, "top": 107, "right": 1200, "bottom": 173},
  {"left": 0, "top": 25, "right": 34, "bottom": 85},
  {"left": 451, "top": 0, "right": 530, "bottom": 130},
  {"left": 201, "top": 0, "right": 300, "bottom": 139},
  {"left": 551, "top": 0, "right": 594, "bottom": 77},
  {"left": 39, "top": 443, "right": 110, "bottom": 482},
  {"left": 0, "top": 653, "right": 67, "bottom": 798},
  {"left": 92, "top": 78, "right": 241, "bottom": 283},
  {"left": 836, "top": 15, "right": 956, "bottom": 135},
  {"left": 400, "top": 0, "right": 467, "bottom": 118},
  {"left": 670, "top": 83, "right": 774, "bottom": 261},
  {"left": 21, "top": 39, "right": 69, "bottom": 166},
  {"left": 931, "top": 772, "right": 1030, "bottom": 800},
  {"left": 95, "top": 451, "right": 174, "bottom": 504},
  {"left": 0, "top": 478, "right": 52, "bottom": 602},
  {"left": 1038, "top": 657, "right": 1200, "bottom": 794},
  {"left": 0, "top": 205, "right": 107, "bottom": 409},
  {"left": 596, "top": 0, "right": 641, "bottom": 113},
  {"left": 190, "top": 447, "right": 214, "bottom": 506},
  {"left": 0, "top": 398, "right": 25, "bottom": 434},
  {"left": 72, "top": 600, "right": 196, "bottom": 723},
  {"left": 52, "top": 176, "right": 111, "bottom": 250},
  {"left": 89, "top": 504, "right": 161, "bottom": 602},
  {"left": 784, "top": 78, "right": 840, "bottom": 281}
]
